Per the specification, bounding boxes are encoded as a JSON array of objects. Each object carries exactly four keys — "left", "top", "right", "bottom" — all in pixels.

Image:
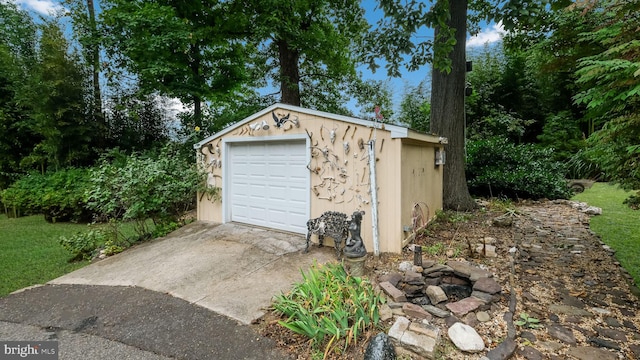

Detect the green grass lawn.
[
  {"left": 0, "top": 214, "right": 162, "bottom": 297},
  {"left": 572, "top": 183, "right": 640, "bottom": 286},
  {"left": 0, "top": 214, "right": 89, "bottom": 297}
]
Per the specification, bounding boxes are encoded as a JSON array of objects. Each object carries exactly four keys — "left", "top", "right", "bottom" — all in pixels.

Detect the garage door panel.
[{"left": 228, "top": 140, "right": 308, "bottom": 234}]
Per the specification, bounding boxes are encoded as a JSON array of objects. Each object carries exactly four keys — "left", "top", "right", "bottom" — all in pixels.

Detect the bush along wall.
[{"left": 466, "top": 137, "right": 572, "bottom": 200}]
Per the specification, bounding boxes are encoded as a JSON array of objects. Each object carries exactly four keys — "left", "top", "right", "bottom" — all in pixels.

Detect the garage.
[
  {"left": 226, "top": 139, "right": 309, "bottom": 234},
  {"left": 194, "top": 103, "right": 445, "bottom": 254}
]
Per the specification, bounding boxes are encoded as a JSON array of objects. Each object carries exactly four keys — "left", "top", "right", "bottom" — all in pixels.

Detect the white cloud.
[
  {"left": 467, "top": 22, "right": 506, "bottom": 48},
  {"left": 14, "top": 0, "right": 64, "bottom": 16}
]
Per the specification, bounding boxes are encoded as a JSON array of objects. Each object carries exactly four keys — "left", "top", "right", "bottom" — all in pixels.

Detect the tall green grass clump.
[{"left": 273, "top": 262, "right": 383, "bottom": 358}]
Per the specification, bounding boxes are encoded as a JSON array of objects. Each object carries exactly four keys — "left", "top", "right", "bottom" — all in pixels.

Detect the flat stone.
[
  {"left": 399, "top": 327, "right": 437, "bottom": 359},
  {"left": 591, "top": 307, "right": 612, "bottom": 315},
  {"left": 389, "top": 316, "right": 437, "bottom": 359},
  {"left": 596, "top": 327, "right": 626, "bottom": 341},
  {"left": 520, "top": 331, "right": 537, "bottom": 343},
  {"left": 447, "top": 322, "right": 485, "bottom": 353},
  {"left": 476, "top": 311, "right": 491, "bottom": 322},
  {"left": 518, "top": 346, "right": 543, "bottom": 360},
  {"left": 422, "top": 305, "right": 450, "bottom": 318},
  {"left": 422, "top": 264, "right": 453, "bottom": 276},
  {"left": 566, "top": 346, "right": 617, "bottom": 360},
  {"left": 379, "top": 272, "right": 403, "bottom": 287},
  {"left": 538, "top": 341, "right": 564, "bottom": 352},
  {"left": 379, "top": 281, "right": 407, "bottom": 303},
  {"left": 486, "top": 338, "right": 516, "bottom": 360},
  {"left": 482, "top": 236, "right": 497, "bottom": 244},
  {"left": 561, "top": 295, "right": 585, "bottom": 308},
  {"left": 630, "top": 344, "right": 640, "bottom": 358},
  {"left": 391, "top": 308, "right": 405, "bottom": 316},
  {"left": 604, "top": 317, "right": 621, "bottom": 328},
  {"left": 588, "top": 337, "right": 621, "bottom": 350},
  {"left": 565, "top": 315, "right": 583, "bottom": 323},
  {"left": 473, "top": 277, "right": 502, "bottom": 294},
  {"left": 409, "top": 321, "right": 440, "bottom": 340},
  {"left": 425, "top": 285, "right": 448, "bottom": 304},
  {"left": 463, "top": 312, "right": 479, "bottom": 328},
  {"left": 421, "top": 260, "right": 436, "bottom": 268},
  {"left": 402, "top": 303, "right": 432, "bottom": 320},
  {"left": 445, "top": 315, "right": 459, "bottom": 328},
  {"left": 623, "top": 319, "right": 637, "bottom": 330},
  {"left": 475, "top": 244, "right": 498, "bottom": 258},
  {"left": 423, "top": 277, "right": 440, "bottom": 286},
  {"left": 446, "top": 297, "right": 484, "bottom": 317},
  {"left": 547, "top": 324, "right": 576, "bottom": 345},
  {"left": 471, "top": 291, "right": 495, "bottom": 304},
  {"left": 402, "top": 284, "right": 423, "bottom": 296},
  {"left": 403, "top": 271, "right": 424, "bottom": 285},
  {"left": 409, "top": 296, "right": 429, "bottom": 306},
  {"left": 445, "top": 260, "right": 474, "bottom": 278},
  {"left": 388, "top": 316, "right": 411, "bottom": 341},
  {"left": 379, "top": 304, "right": 393, "bottom": 321},
  {"left": 548, "top": 304, "right": 593, "bottom": 317},
  {"left": 469, "top": 270, "right": 493, "bottom": 282},
  {"left": 387, "top": 302, "right": 404, "bottom": 309}
]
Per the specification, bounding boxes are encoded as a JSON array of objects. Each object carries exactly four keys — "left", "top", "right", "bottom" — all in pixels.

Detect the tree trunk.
[
  {"left": 430, "top": 0, "right": 476, "bottom": 211},
  {"left": 277, "top": 39, "right": 301, "bottom": 106},
  {"left": 190, "top": 42, "right": 203, "bottom": 127},
  {"left": 87, "top": 0, "right": 105, "bottom": 146}
]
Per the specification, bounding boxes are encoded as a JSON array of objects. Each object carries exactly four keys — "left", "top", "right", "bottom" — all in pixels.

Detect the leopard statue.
[{"left": 305, "top": 211, "right": 349, "bottom": 258}]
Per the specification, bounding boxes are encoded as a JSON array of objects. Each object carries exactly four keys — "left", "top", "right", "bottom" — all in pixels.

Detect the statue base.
[{"left": 344, "top": 255, "right": 367, "bottom": 277}]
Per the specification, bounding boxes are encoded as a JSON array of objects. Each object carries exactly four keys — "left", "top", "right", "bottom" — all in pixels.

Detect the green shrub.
[
  {"left": 59, "top": 228, "right": 108, "bottom": 261},
  {"left": 1, "top": 168, "right": 92, "bottom": 222},
  {"left": 86, "top": 145, "right": 203, "bottom": 236},
  {"left": 273, "top": 262, "right": 383, "bottom": 356},
  {"left": 622, "top": 192, "right": 640, "bottom": 210},
  {"left": 466, "top": 137, "right": 572, "bottom": 200}
]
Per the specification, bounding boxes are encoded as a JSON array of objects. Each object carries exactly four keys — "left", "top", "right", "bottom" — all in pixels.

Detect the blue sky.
[{"left": 10, "top": 0, "right": 505, "bottom": 115}]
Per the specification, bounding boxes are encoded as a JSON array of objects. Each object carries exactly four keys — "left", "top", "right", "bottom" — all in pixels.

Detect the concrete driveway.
[{"left": 50, "top": 221, "right": 336, "bottom": 324}]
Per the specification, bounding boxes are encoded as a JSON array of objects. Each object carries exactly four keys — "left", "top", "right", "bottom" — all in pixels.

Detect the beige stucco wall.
[
  {"left": 196, "top": 106, "right": 443, "bottom": 254},
  {"left": 399, "top": 141, "right": 444, "bottom": 246}
]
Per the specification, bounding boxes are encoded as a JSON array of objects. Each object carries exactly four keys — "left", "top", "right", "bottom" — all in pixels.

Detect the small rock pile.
[{"left": 377, "top": 259, "right": 503, "bottom": 358}]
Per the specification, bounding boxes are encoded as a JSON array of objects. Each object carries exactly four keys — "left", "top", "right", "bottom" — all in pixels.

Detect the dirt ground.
[{"left": 253, "top": 199, "right": 640, "bottom": 360}]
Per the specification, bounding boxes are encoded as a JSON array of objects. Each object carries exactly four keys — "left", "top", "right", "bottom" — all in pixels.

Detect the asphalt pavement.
[{"left": 0, "top": 284, "right": 291, "bottom": 360}]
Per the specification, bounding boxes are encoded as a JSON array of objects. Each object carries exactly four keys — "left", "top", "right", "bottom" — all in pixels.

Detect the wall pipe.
[{"left": 368, "top": 139, "right": 380, "bottom": 257}]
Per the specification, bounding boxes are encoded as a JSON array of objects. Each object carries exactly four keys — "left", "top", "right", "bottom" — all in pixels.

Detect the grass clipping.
[{"left": 272, "top": 261, "right": 383, "bottom": 358}]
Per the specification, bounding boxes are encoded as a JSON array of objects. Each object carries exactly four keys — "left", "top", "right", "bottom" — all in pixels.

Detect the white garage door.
[{"left": 227, "top": 140, "right": 309, "bottom": 234}]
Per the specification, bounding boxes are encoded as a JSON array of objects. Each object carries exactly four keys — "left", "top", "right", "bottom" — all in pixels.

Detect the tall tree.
[
  {"left": 430, "top": 0, "right": 476, "bottom": 210},
  {"left": 64, "top": 0, "right": 106, "bottom": 147},
  {"left": 372, "top": 0, "right": 572, "bottom": 210},
  {"left": 0, "top": 2, "right": 38, "bottom": 186},
  {"left": 574, "top": 0, "right": 640, "bottom": 190},
  {"left": 24, "top": 21, "right": 93, "bottom": 170},
  {"left": 249, "top": 0, "right": 371, "bottom": 109},
  {"left": 101, "top": 0, "right": 249, "bottom": 127}
]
